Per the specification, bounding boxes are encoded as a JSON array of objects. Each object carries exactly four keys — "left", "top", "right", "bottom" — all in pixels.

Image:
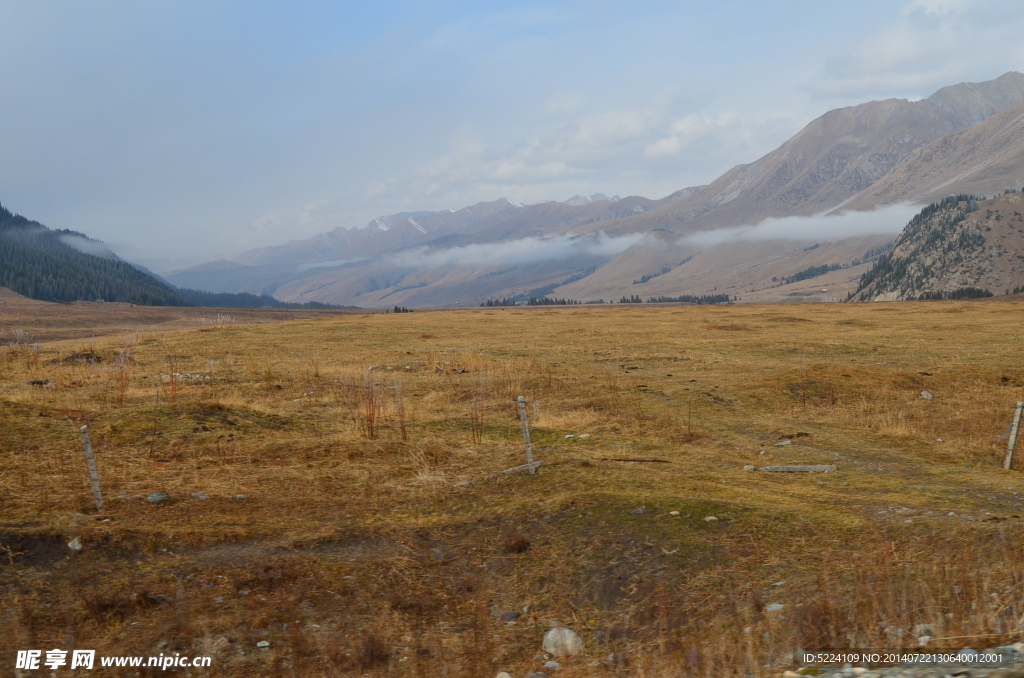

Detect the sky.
[{"left": 1, "top": 0, "right": 1023, "bottom": 272}]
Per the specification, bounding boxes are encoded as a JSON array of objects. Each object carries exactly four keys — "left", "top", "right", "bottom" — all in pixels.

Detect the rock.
[
  {"left": 544, "top": 660, "right": 562, "bottom": 670},
  {"left": 759, "top": 465, "right": 837, "bottom": 473},
  {"left": 917, "top": 635, "right": 932, "bottom": 646},
  {"left": 496, "top": 673, "right": 513, "bottom": 678},
  {"left": 237, "top": 589, "right": 250, "bottom": 597},
  {"left": 703, "top": 516, "right": 718, "bottom": 522},
  {"left": 775, "top": 440, "right": 792, "bottom": 446},
  {"left": 256, "top": 641, "right": 270, "bottom": 648},
  {"left": 502, "top": 612, "right": 521, "bottom": 622},
  {"left": 29, "top": 379, "right": 53, "bottom": 387},
  {"left": 542, "top": 627, "right": 584, "bottom": 657},
  {"left": 235, "top": 494, "right": 247, "bottom": 500},
  {"left": 67, "top": 537, "right": 83, "bottom": 552},
  {"left": 578, "top": 433, "right": 590, "bottom": 439},
  {"left": 146, "top": 492, "right": 169, "bottom": 504},
  {"left": 921, "top": 391, "right": 933, "bottom": 400},
  {"left": 191, "top": 492, "right": 209, "bottom": 500},
  {"left": 669, "top": 510, "right": 680, "bottom": 516},
  {"left": 743, "top": 465, "right": 756, "bottom": 471},
  {"left": 564, "top": 434, "right": 575, "bottom": 438},
  {"left": 214, "top": 597, "right": 224, "bottom": 603},
  {"left": 766, "top": 603, "right": 785, "bottom": 612},
  {"left": 525, "top": 674, "right": 550, "bottom": 678}
]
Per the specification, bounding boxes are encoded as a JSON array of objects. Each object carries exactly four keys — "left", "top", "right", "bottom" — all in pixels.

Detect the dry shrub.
[
  {"left": 502, "top": 530, "right": 530, "bottom": 554},
  {"left": 357, "top": 633, "right": 390, "bottom": 670}
]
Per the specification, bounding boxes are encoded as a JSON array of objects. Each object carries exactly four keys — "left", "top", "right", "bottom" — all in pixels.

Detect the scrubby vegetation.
[{"left": 6, "top": 300, "right": 1024, "bottom": 676}]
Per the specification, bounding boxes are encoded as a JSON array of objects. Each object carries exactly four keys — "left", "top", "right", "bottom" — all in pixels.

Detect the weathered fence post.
[
  {"left": 80, "top": 425, "right": 104, "bottom": 512},
  {"left": 516, "top": 396, "right": 536, "bottom": 474},
  {"left": 1004, "top": 401, "right": 1024, "bottom": 470}
]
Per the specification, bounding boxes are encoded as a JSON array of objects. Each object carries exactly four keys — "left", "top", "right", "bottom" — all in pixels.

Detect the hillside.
[
  {"left": 841, "top": 99, "right": 1024, "bottom": 211},
  {"left": 0, "top": 203, "right": 354, "bottom": 309},
  {"left": 851, "top": 192, "right": 1024, "bottom": 301},
  {"left": 0, "top": 203, "right": 190, "bottom": 306},
  {"left": 167, "top": 72, "right": 1024, "bottom": 308}
]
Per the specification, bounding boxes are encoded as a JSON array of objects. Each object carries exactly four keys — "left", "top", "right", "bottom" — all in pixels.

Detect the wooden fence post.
[
  {"left": 80, "top": 425, "right": 104, "bottom": 512},
  {"left": 516, "top": 396, "right": 536, "bottom": 474},
  {"left": 1004, "top": 402, "right": 1024, "bottom": 470}
]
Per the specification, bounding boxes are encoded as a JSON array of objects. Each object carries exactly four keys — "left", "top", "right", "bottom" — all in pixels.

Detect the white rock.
[
  {"left": 564, "top": 434, "right": 575, "bottom": 439},
  {"left": 766, "top": 603, "right": 785, "bottom": 612},
  {"left": 921, "top": 391, "right": 933, "bottom": 400},
  {"left": 256, "top": 640, "right": 270, "bottom": 648},
  {"left": 542, "top": 627, "right": 584, "bottom": 657},
  {"left": 544, "top": 660, "right": 562, "bottom": 670},
  {"left": 496, "top": 673, "right": 514, "bottom": 678},
  {"left": 67, "top": 537, "right": 83, "bottom": 552},
  {"left": 743, "top": 465, "right": 756, "bottom": 471},
  {"left": 669, "top": 510, "right": 680, "bottom": 516},
  {"left": 703, "top": 516, "right": 718, "bottom": 522},
  {"left": 579, "top": 434, "right": 591, "bottom": 439}
]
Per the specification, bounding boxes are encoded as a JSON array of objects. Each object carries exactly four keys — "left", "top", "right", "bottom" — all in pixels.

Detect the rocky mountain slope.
[
  {"left": 841, "top": 99, "right": 1024, "bottom": 211},
  {"left": 851, "top": 192, "right": 1024, "bottom": 301},
  {"left": 166, "top": 72, "right": 1024, "bottom": 307}
]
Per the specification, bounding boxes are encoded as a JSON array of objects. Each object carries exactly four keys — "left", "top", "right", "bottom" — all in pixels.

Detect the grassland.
[{"left": 3, "top": 296, "right": 1024, "bottom": 677}]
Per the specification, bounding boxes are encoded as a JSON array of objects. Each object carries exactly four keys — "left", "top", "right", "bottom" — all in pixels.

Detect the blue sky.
[{"left": 1, "top": 0, "right": 1022, "bottom": 270}]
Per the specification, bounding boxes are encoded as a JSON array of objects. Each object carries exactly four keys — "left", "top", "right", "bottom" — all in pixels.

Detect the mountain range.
[{"left": 98, "top": 72, "right": 1024, "bottom": 306}]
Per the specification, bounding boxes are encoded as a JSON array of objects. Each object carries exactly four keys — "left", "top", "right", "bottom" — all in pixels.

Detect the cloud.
[
  {"left": 59, "top": 234, "right": 119, "bottom": 259},
  {"left": 808, "top": 0, "right": 1024, "bottom": 100},
  {"left": 682, "top": 203, "right": 920, "bottom": 248},
  {"left": 387, "top": 231, "right": 645, "bottom": 270}
]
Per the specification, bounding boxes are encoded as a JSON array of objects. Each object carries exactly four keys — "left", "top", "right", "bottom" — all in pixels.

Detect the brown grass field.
[{"left": 4, "top": 295, "right": 1024, "bottom": 677}]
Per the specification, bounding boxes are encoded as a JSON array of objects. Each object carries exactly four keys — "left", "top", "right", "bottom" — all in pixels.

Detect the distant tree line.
[
  {"left": 917, "top": 287, "right": 993, "bottom": 300},
  {"left": 647, "top": 293, "right": 732, "bottom": 304}
]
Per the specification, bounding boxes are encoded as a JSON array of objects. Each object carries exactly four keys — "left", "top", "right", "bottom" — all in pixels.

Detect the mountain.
[
  {"left": 637, "top": 72, "right": 1024, "bottom": 235},
  {"left": 0, "top": 202, "right": 352, "bottom": 308},
  {"left": 0, "top": 202, "right": 190, "bottom": 305},
  {"left": 166, "top": 72, "right": 1024, "bottom": 307},
  {"left": 840, "top": 99, "right": 1024, "bottom": 211},
  {"left": 563, "top": 193, "right": 620, "bottom": 206},
  {"left": 234, "top": 198, "right": 528, "bottom": 267},
  {"left": 850, "top": 192, "right": 1024, "bottom": 301}
]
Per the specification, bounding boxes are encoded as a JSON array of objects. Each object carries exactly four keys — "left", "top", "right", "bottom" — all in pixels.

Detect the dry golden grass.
[{"left": 3, "top": 298, "right": 1024, "bottom": 677}]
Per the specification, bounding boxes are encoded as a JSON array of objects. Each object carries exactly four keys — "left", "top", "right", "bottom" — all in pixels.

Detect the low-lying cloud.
[
  {"left": 387, "top": 231, "right": 645, "bottom": 270},
  {"left": 59, "top": 234, "right": 119, "bottom": 259},
  {"left": 682, "top": 203, "right": 920, "bottom": 248}
]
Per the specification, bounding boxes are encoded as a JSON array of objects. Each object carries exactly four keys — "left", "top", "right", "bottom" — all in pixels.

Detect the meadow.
[{"left": 3, "top": 298, "right": 1024, "bottom": 677}]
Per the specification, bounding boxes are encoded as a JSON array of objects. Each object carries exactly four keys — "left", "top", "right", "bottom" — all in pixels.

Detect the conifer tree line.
[{"left": 0, "top": 202, "right": 349, "bottom": 308}]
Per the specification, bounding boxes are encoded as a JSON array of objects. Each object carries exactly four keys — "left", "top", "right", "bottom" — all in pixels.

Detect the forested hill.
[
  {"left": 0, "top": 202, "right": 189, "bottom": 305},
  {"left": 0, "top": 202, "right": 352, "bottom": 308}
]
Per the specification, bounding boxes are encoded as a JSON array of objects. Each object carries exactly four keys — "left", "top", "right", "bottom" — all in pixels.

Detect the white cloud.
[
  {"left": 59, "top": 234, "right": 119, "bottom": 259},
  {"left": 682, "top": 203, "right": 920, "bottom": 248},
  {"left": 808, "top": 0, "right": 1024, "bottom": 100},
  {"left": 387, "top": 231, "right": 645, "bottom": 270}
]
